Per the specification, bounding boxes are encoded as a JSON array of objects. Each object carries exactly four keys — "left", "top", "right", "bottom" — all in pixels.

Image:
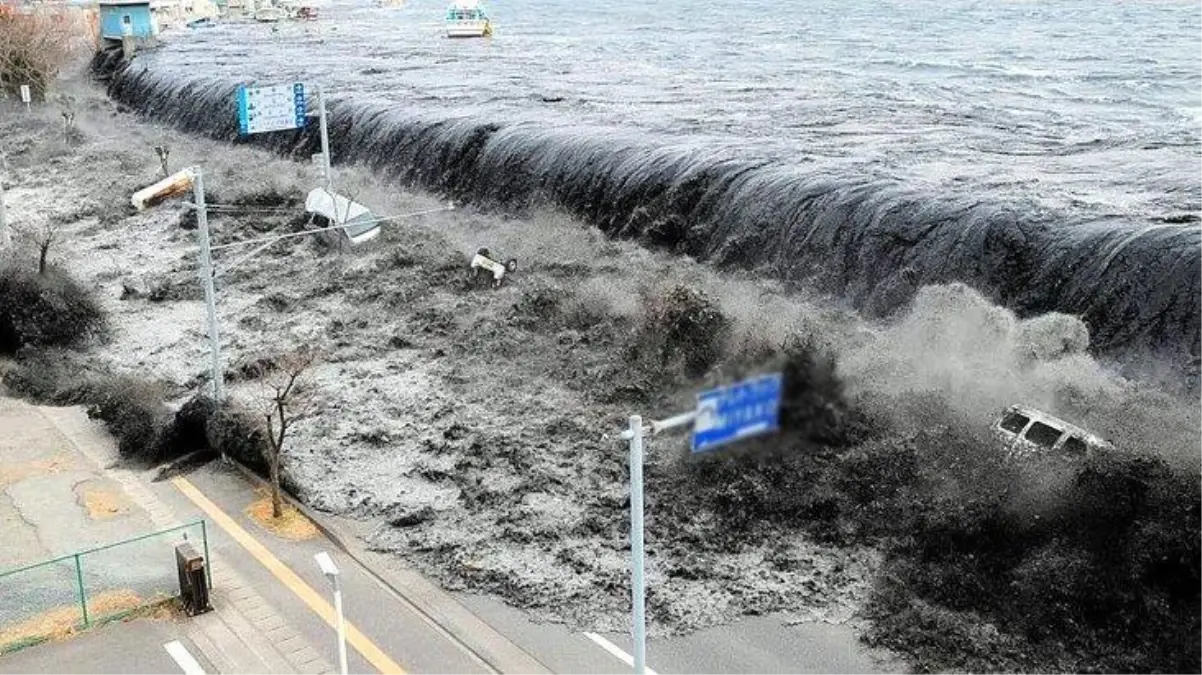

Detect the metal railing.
[{"left": 0, "top": 519, "right": 209, "bottom": 651}]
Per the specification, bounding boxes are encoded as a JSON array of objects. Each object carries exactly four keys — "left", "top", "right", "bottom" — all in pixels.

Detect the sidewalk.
[{"left": 1, "top": 398, "right": 333, "bottom": 674}]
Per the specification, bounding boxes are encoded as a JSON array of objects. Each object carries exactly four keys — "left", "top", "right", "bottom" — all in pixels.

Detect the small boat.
[
  {"left": 444, "top": 0, "right": 491, "bottom": 38},
  {"left": 254, "top": 5, "right": 287, "bottom": 21}
]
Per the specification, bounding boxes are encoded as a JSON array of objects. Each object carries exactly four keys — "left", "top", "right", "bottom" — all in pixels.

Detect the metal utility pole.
[
  {"left": 627, "top": 415, "right": 647, "bottom": 675},
  {"left": 620, "top": 411, "right": 695, "bottom": 674},
  {"left": 0, "top": 170, "right": 8, "bottom": 250},
  {"left": 0, "top": 150, "right": 9, "bottom": 249},
  {"left": 193, "top": 169, "right": 225, "bottom": 405},
  {"left": 317, "top": 84, "right": 332, "bottom": 193}
]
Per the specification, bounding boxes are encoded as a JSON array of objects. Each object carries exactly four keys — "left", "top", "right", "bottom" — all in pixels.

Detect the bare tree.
[
  {"left": 21, "top": 220, "right": 60, "bottom": 275},
  {"left": 258, "top": 348, "right": 320, "bottom": 518},
  {"left": 154, "top": 144, "right": 171, "bottom": 178},
  {"left": 0, "top": 13, "right": 81, "bottom": 101},
  {"left": 56, "top": 94, "right": 77, "bottom": 143}
]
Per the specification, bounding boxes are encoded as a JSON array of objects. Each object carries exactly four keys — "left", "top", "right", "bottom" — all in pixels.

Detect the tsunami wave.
[{"left": 92, "top": 49, "right": 1201, "bottom": 391}]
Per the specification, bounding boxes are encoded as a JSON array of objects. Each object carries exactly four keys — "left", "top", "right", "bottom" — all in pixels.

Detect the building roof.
[{"left": 99, "top": 0, "right": 152, "bottom": 7}]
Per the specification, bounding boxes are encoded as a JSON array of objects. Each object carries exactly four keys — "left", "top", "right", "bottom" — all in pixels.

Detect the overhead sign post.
[
  {"left": 235, "top": 81, "right": 333, "bottom": 194},
  {"left": 618, "top": 373, "right": 783, "bottom": 673}
]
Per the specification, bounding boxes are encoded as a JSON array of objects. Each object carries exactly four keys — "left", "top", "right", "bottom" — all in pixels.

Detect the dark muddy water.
[{"left": 101, "top": 0, "right": 1202, "bottom": 382}]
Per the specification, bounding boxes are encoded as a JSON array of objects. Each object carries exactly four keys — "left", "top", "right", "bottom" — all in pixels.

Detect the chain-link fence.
[{"left": 0, "top": 519, "right": 209, "bottom": 651}]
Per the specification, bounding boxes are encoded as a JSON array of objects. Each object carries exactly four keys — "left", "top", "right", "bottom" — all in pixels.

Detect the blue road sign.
[
  {"left": 691, "top": 373, "right": 783, "bottom": 453},
  {"left": 236, "top": 82, "right": 307, "bottom": 136}
]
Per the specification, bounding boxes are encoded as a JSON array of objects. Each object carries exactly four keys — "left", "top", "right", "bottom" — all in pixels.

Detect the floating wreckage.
[{"left": 304, "top": 188, "right": 380, "bottom": 246}]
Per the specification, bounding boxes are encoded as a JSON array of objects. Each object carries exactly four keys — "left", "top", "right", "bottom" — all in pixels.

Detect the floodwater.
[
  {"left": 104, "top": 0, "right": 1202, "bottom": 383},
  {"left": 146, "top": 0, "right": 1201, "bottom": 214}
]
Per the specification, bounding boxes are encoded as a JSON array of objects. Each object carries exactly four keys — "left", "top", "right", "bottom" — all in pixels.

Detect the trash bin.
[{"left": 175, "top": 542, "right": 212, "bottom": 616}]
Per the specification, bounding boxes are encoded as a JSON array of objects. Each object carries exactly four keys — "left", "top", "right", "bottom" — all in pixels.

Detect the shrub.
[
  {"left": 205, "top": 401, "right": 270, "bottom": 474},
  {"left": 0, "top": 347, "right": 100, "bottom": 403},
  {"left": 0, "top": 264, "right": 105, "bottom": 353},
  {"left": 84, "top": 377, "right": 171, "bottom": 461},
  {"left": 638, "top": 284, "right": 730, "bottom": 377},
  {"left": 157, "top": 394, "right": 218, "bottom": 459},
  {"left": 0, "top": 12, "right": 79, "bottom": 101}
]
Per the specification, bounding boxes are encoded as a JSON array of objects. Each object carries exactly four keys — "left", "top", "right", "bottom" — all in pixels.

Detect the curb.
[
  {"left": 223, "top": 459, "right": 352, "bottom": 552},
  {"left": 221, "top": 458, "right": 552, "bottom": 675}
]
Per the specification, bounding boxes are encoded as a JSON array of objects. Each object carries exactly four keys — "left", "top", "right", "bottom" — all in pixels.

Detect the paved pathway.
[
  {"left": 0, "top": 398, "right": 333, "bottom": 674},
  {"left": 0, "top": 618, "right": 214, "bottom": 675}
]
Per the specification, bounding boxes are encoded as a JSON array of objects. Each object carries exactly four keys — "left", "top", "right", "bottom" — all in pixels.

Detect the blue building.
[{"left": 98, "top": 0, "right": 158, "bottom": 43}]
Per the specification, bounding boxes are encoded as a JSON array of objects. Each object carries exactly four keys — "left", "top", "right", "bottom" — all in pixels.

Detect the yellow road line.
[{"left": 172, "top": 476, "right": 406, "bottom": 674}]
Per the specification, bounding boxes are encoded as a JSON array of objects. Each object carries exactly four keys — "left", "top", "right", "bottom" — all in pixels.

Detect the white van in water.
[{"left": 993, "top": 404, "right": 1114, "bottom": 460}]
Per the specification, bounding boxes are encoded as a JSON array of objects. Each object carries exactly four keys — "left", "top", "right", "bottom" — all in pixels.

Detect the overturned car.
[{"left": 993, "top": 404, "right": 1114, "bottom": 460}]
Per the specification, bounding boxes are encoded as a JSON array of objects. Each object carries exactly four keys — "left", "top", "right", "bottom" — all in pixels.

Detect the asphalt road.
[
  {"left": 456, "top": 593, "right": 902, "bottom": 674},
  {"left": 148, "top": 464, "right": 492, "bottom": 674},
  {"left": 0, "top": 619, "right": 215, "bottom": 675}
]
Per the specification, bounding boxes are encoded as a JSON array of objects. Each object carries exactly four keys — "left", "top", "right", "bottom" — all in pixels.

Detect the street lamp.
[{"left": 315, "top": 551, "right": 349, "bottom": 675}]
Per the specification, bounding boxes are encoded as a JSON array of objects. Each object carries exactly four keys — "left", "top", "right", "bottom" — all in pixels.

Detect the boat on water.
[
  {"left": 445, "top": 0, "right": 491, "bottom": 38},
  {"left": 254, "top": 6, "right": 287, "bottom": 21}
]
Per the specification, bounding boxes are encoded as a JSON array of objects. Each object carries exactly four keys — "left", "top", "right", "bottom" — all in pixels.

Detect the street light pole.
[
  {"left": 333, "top": 573, "right": 348, "bottom": 675},
  {"left": 627, "top": 415, "right": 647, "bottom": 675},
  {"left": 315, "top": 551, "right": 348, "bottom": 675},
  {"left": 193, "top": 169, "right": 225, "bottom": 404}
]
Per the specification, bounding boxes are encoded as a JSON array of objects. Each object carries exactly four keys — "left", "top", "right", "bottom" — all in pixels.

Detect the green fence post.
[
  {"left": 74, "top": 554, "right": 89, "bottom": 627},
  {"left": 200, "top": 519, "right": 212, "bottom": 589}
]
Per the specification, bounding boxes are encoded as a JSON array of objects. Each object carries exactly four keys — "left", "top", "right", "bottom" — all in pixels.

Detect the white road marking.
[
  {"left": 583, "top": 632, "right": 660, "bottom": 675},
  {"left": 164, "top": 640, "right": 207, "bottom": 675}
]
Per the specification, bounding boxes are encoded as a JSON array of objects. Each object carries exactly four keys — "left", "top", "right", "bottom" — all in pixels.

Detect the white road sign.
[
  {"left": 19, "top": 85, "right": 31, "bottom": 104},
  {"left": 237, "top": 82, "right": 307, "bottom": 135}
]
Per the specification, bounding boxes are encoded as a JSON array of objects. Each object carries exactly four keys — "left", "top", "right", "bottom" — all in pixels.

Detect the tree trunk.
[
  {"left": 270, "top": 451, "right": 283, "bottom": 519},
  {"left": 38, "top": 242, "right": 49, "bottom": 276}
]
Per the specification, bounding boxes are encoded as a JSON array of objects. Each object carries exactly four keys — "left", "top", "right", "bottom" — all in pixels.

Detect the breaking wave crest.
[{"left": 92, "top": 50, "right": 1200, "bottom": 391}]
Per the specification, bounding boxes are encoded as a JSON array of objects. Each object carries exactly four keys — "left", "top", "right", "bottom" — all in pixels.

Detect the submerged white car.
[{"left": 993, "top": 404, "right": 1114, "bottom": 460}]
